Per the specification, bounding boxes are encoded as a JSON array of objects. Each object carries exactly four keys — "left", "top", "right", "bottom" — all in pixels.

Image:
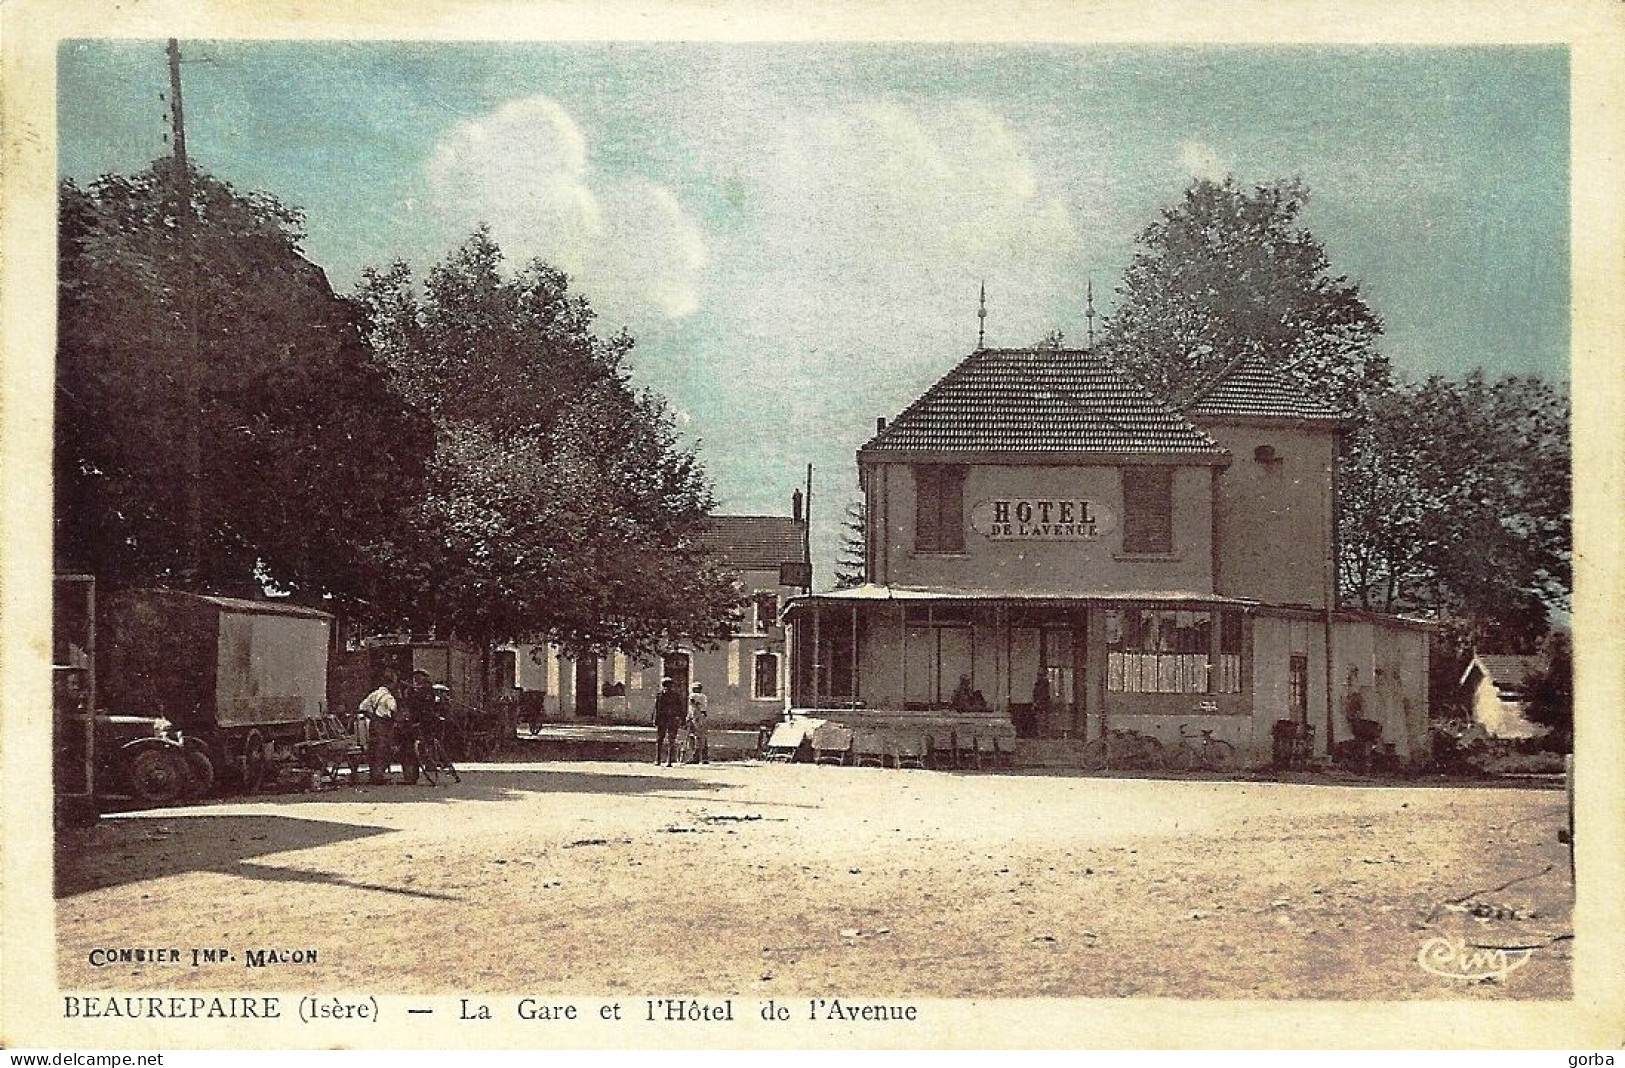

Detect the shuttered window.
[
  {"left": 913, "top": 465, "right": 966, "bottom": 553},
  {"left": 753, "top": 592, "right": 779, "bottom": 633},
  {"left": 1121, "top": 467, "right": 1173, "bottom": 554}
]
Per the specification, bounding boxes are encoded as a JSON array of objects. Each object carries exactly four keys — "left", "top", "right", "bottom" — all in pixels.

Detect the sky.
[{"left": 57, "top": 42, "right": 1570, "bottom": 582}]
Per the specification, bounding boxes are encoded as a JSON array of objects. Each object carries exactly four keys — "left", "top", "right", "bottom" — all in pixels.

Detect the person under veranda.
[
  {"left": 1027, "top": 671, "right": 1052, "bottom": 740},
  {"left": 653, "top": 677, "right": 685, "bottom": 766},
  {"left": 358, "top": 673, "right": 398, "bottom": 786}
]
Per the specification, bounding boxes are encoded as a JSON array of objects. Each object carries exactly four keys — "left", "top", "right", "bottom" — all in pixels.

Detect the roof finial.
[
  {"left": 977, "top": 279, "right": 987, "bottom": 350},
  {"left": 1085, "top": 274, "right": 1097, "bottom": 349}
]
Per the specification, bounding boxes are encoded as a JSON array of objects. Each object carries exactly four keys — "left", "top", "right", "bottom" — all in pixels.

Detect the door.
[
  {"left": 1040, "top": 627, "right": 1076, "bottom": 737},
  {"left": 574, "top": 656, "right": 599, "bottom": 718},
  {"left": 662, "top": 652, "right": 691, "bottom": 698},
  {"left": 1290, "top": 654, "right": 1309, "bottom": 724}
]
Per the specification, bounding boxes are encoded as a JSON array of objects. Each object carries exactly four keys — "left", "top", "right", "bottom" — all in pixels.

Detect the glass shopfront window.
[{"left": 1106, "top": 608, "right": 1243, "bottom": 695}]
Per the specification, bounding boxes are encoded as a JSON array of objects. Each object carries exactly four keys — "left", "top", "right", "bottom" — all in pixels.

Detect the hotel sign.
[{"left": 970, "top": 498, "right": 1117, "bottom": 541}]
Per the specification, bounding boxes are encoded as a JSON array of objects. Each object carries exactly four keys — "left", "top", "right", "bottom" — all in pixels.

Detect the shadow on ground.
[
  {"left": 251, "top": 766, "right": 746, "bottom": 806},
  {"left": 56, "top": 813, "right": 396, "bottom": 898},
  {"left": 60, "top": 767, "right": 780, "bottom": 897}
]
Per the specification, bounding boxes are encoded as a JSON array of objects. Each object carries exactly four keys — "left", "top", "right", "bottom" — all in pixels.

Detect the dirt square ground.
[{"left": 56, "top": 760, "right": 1572, "bottom": 999}]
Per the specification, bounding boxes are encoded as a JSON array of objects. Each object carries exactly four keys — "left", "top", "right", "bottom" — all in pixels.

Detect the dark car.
[
  {"left": 56, "top": 698, "right": 196, "bottom": 804},
  {"left": 99, "top": 713, "right": 196, "bottom": 802}
]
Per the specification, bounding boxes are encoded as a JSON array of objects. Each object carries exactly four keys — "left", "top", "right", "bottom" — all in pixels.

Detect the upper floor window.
[
  {"left": 1121, "top": 467, "right": 1173, "bottom": 554},
  {"left": 753, "top": 591, "right": 780, "bottom": 632},
  {"left": 913, "top": 464, "right": 966, "bottom": 553}
]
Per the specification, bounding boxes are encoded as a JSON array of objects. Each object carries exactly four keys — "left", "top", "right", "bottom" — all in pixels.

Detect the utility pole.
[{"left": 167, "top": 38, "right": 203, "bottom": 589}]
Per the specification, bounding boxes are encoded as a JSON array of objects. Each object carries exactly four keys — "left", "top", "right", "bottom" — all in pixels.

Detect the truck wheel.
[
  {"left": 242, "top": 730, "right": 269, "bottom": 793},
  {"left": 128, "top": 748, "right": 189, "bottom": 804},
  {"left": 184, "top": 742, "right": 216, "bottom": 800}
]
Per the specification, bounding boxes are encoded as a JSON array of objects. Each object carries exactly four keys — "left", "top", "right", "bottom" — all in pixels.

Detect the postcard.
[{"left": 3, "top": 0, "right": 1623, "bottom": 1051}]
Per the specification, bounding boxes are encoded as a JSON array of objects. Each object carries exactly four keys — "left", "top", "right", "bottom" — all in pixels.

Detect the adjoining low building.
[
  {"left": 1460, "top": 653, "right": 1549, "bottom": 740},
  {"left": 501, "top": 495, "right": 811, "bottom": 727},
  {"left": 783, "top": 347, "right": 1430, "bottom": 767}
]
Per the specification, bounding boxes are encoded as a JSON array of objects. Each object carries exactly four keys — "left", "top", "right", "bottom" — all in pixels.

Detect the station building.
[
  {"left": 783, "top": 347, "right": 1430, "bottom": 766},
  {"left": 502, "top": 498, "right": 810, "bottom": 727}
]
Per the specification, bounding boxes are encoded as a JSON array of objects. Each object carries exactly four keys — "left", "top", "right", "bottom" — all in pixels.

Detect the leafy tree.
[
  {"left": 834, "top": 500, "right": 867, "bottom": 589},
  {"left": 1523, "top": 630, "right": 1572, "bottom": 751},
  {"left": 1103, "top": 177, "right": 1389, "bottom": 410},
  {"left": 56, "top": 163, "right": 431, "bottom": 606},
  {"left": 1423, "top": 618, "right": 1475, "bottom": 721},
  {"left": 1340, "top": 372, "right": 1570, "bottom": 646},
  {"left": 353, "top": 231, "right": 742, "bottom": 656},
  {"left": 1104, "top": 176, "right": 1569, "bottom": 646}
]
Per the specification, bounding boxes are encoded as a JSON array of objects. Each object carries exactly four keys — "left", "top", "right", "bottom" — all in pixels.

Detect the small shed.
[{"left": 1460, "top": 653, "right": 1548, "bottom": 740}]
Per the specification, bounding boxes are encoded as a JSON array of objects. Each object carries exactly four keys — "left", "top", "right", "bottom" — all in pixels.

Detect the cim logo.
[
  {"left": 1416, "top": 936, "right": 1535, "bottom": 983},
  {"left": 970, "top": 498, "right": 1117, "bottom": 541}
]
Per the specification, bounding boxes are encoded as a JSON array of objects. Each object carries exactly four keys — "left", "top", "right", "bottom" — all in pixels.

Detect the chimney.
[
  {"left": 792, "top": 489, "right": 804, "bottom": 523},
  {"left": 876, "top": 416, "right": 888, "bottom": 433}
]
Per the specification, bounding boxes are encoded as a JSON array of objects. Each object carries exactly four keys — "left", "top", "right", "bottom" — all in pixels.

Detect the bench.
[
  {"left": 811, "top": 724, "right": 853, "bottom": 766},
  {"left": 853, "top": 729, "right": 889, "bottom": 768},
  {"left": 893, "top": 731, "right": 929, "bottom": 770},
  {"left": 763, "top": 720, "right": 810, "bottom": 762}
]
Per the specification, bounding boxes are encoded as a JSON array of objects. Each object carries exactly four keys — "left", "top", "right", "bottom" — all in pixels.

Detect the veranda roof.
[{"left": 784, "top": 583, "right": 1259, "bottom": 614}]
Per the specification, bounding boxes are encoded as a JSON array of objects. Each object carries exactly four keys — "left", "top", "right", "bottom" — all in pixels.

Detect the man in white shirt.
[
  {"left": 686, "top": 683, "right": 710, "bottom": 764},
  {"left": 358, "top": 674, "right": 399, "bottom": 785}
]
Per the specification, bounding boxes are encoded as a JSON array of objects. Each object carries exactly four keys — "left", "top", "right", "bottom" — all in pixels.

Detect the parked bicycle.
[
  {"left": 1080, "top": 728, "right": 1166, "bottom": 771},
  {"left": 412, "top": 714, "right": 461, "bottom": 786},
  {"left": 1168, "top": 723, "right": 1237, "bottom": 772},
  {"left": 676, "top": 721, "right": 700, "bottom": 765}
]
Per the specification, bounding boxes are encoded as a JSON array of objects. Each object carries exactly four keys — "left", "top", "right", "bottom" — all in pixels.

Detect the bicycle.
[
  {"left": 1168, "top": 723, "right": 1237, "bottom": 772},
  {"left": 412, "top": 717, "right": 461, "bottom": 785},
  {"left": 675, "top": 721, "right": 700, "bottom": 766},
  {"left": 1080, "top": 728, "right": 1166, "bottom": 771}
]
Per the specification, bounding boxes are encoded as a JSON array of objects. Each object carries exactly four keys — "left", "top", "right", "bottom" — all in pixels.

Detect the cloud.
[
  {"left": 1179, "top": 140, "right": 1231, "bottom": 181},
  {"left": 712, "top": 99, "right": 1090, "bottom": 395},
  {"left": 426, "top": 95, "right": 706, "bottom": 324},
  {"left": 657, "top": 97, "right": 1102, "bottom": 554}
]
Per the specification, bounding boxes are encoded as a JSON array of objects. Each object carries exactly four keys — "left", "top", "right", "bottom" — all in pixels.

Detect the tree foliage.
[
  {"left": 1103, "top": 177, "right": 1389, "bottom": 410},
  {"left": 353, "top": 231, "right": 743, "bottom": 654},
  {"left": 1104, "top": 176, "right": 1570, "bottom": 647},
  {"left": 835, "top": 500, "right": 867, "bottom": 589},
  {"left": 1340, "top": 373, "right": 1571, "bottom": 645},
  {"left": 56, "top": 163, "right": 431, "bottom": 605},
  {"left": 1522, "top": 631, "right": 1572, "bottom": 752}
]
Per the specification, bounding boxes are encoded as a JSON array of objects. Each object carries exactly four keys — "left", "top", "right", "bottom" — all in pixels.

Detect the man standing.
[
  {"left": 687, "top": 683, "right": 710, "bottom": 764},
  {"left": 397, "top": 669, "right": 436, "bottom": 785},
  {"left": 358, "top": 673, "right": 398, "bottom": 785},
  {"left": 653, "top": 677, "right": 684, "bottom": 766}
]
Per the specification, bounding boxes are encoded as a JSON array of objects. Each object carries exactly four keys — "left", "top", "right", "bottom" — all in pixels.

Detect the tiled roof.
[
  {"left": 697, "top": 515, "right": 808, "bottom": 571},
  {"left": 1470, "top": 654, "right": 1546, "bottom": 691},
  {"left": 861, "top": 348, "right": 1225, "bottom": 456},
  {"left": 1184, "top": 354, "right": 1347, "bottom": 422}
]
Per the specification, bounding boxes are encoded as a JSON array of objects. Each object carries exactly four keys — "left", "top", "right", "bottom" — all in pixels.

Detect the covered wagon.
[{"left": 97, "top": 589, "right": 349, "bottom": 792}]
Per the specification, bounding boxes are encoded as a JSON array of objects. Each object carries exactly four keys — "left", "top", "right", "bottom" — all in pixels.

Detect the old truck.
[{"left": 96, "top": 587, "right": 352, "bottom": 793}]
